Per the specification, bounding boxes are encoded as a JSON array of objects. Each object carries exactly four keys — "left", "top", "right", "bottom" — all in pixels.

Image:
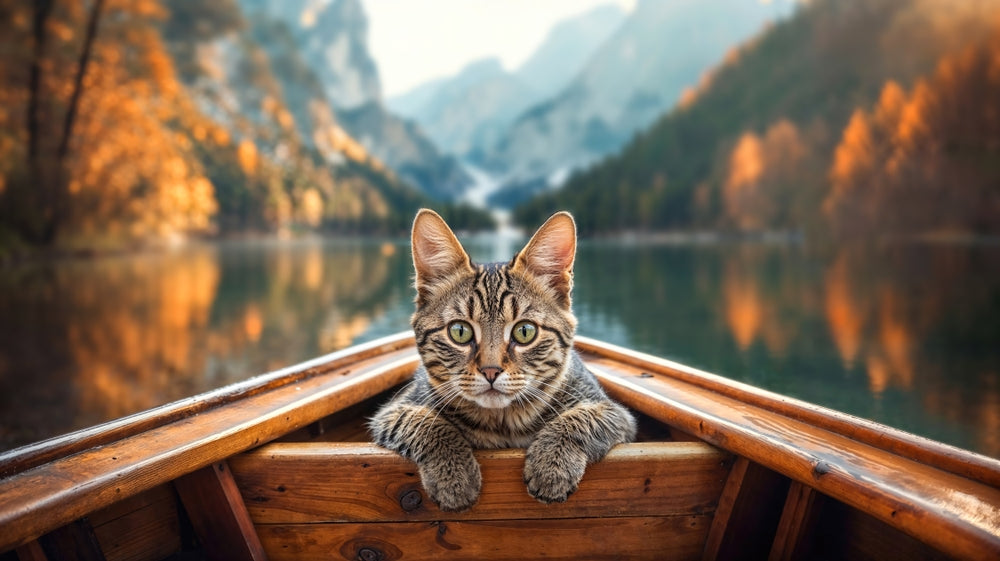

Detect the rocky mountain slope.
[
  {"left": 514, "top": 0, "right": 1000, "bottom": 238},
  {"left": 387, "top": 4, "right": 626, "bottom": 163},
  {"left": 486, "top": 0, "right": 795, "bottom": 200},
  {"left": 238, "top": 0, "right": 470, "bottom": 200}
]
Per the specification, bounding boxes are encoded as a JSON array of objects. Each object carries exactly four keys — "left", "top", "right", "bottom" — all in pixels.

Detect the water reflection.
[
  {"left": 0, "top": 239, "right": 998, "bottom": 458},
  {"left": 0, "top": 240, "right": 413, "bottom": 450},
  {"left": 574, "top": 242, "right": 1000, "bottom": 458}
]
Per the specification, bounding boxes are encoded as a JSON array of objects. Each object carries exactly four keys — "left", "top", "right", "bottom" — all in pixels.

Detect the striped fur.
[{"left": 370, "top": 209, "right": 636, "bottom": 511}]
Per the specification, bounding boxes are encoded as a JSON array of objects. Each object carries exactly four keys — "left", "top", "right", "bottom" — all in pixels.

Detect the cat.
[{"left": 369, "top": 208, "right": 636, "bottom": 512}]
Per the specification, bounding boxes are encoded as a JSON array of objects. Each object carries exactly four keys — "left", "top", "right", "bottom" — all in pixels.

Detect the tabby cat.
[{"left": 369, "top": 209, "right": 636, "bottom": 511}]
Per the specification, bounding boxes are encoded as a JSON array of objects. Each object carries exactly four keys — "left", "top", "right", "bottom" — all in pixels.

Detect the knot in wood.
[
  {"left": 357, "top": 547, "right": 383, "bottom": 561},
  {"left": 399, "top": 489, "right": 423, "bottom": 511}
]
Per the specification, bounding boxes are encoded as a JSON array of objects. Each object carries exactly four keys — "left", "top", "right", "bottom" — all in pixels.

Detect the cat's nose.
[{"left": 480, "top": 366, "right": 502, "bottom": 384}]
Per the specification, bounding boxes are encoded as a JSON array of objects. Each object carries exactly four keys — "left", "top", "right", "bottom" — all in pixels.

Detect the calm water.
[{"left": 1, "top": 238, "right": 998, "bottom": 457}]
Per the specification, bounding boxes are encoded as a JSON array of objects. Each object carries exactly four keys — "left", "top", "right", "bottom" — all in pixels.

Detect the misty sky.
[{"left": 363, "top": 0, "right": 637, "bottom": 98}]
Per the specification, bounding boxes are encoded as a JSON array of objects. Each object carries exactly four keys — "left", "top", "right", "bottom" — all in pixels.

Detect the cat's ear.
[
  {"left": 411, "top": 209, "right": 473, "bottom": 297},
  {"left": 513, "top": 211, "right": 576, "bottom": 306}
]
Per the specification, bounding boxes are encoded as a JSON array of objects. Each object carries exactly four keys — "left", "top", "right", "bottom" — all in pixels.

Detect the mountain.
[
  {"left": 238, "top": 0, "right": 471, "bottom": 200},
  {"left": 514, "top": 0, "right": 1000, "bottom": 238},
  {"left": 513, "top": 3, "right": 627, "bottom": 102},
  {"left": 483, "top": 0, "right": 795, "bottom": 201},
  {"left": 163, "top": 1, "right": 439, "bottom": 234},
  {"left": 387, "top": 58, "right": 537, "bottom": 157},
  {"left": 387, "top": 4, "right": 625, "bottom": 160}
]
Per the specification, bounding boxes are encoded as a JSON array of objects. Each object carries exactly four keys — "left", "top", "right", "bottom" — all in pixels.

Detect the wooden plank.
[
  {"left": 14, "top": 542, "right": 47, "bottom": 561},
  {"left": 256, "top": 516, "right": 711, "bottom": 561},
  {"left": 576, "top": 336, "right": 1000, "bottom": 488},
  {"left": 0, "top": 333, "right": 415, "bottom": 478},
  {"left": 703, "top": 458, "right": 790, "bottom": 561},
  {"left": 229, "top": 442, "right": 730, "bottom": 524},
  {"left": 584, "top": 356, "right": 1000, "bottom": 561},
  {"left": 37, "top": 519, "right": 106, "bottom": 561},
  {"left": 276, "top": 390, "right": 393, "bottom": 444},
  {"left": 174, "top": 461, "right": 266, "bottom": 561},
  {"left": 0, "top": 348, "right": 419, "bottom": 552},
  {"left": 768, "top": 482, "right": 819, "bottom": 561},
  {"left": 798, "top": 498, "right": 952, "bottom": 561},
  {"left": 89, "top": 485, "right": 181, "bottom": 561}
]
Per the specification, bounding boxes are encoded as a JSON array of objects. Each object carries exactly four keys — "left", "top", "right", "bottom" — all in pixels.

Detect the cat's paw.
[
  {"left": 419, "top": 456, "right": 482, "bottom": 512},
  {"left": 523, "top": 443, "right": 587, "bottom": 504}
]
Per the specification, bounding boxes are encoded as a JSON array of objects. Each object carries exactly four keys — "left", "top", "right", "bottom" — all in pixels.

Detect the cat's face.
[{"left": 410, "top": 210, "right": 578, "bottom": 410}]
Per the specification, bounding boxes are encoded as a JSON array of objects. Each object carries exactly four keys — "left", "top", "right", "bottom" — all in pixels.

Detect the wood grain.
[
  {"left": 0, "top": 333, "right": 416, "bottom": 478},
  {"left": 702, "top": 457, "right": 790, "bottom": 561},
  {"left": 256, "top": 516, "right": 711, "bottom": 561},
  {"left": 229, "top": 442, "right": 730, "bottom": 524},
  {"left": 174, "top": 461, "right": 265, "bottom": 561},
  {"left": 768, "top": 481, "right": 819, "bottom": 561},
  {"left": 89, "top": 485, "right": 181, "bottom": 561},
  {"left": 37, "top": 519, "right": 105, "bottom": 561},
  {"left": 0, "top": 348, "right": 419, "bottom": 552},
  {"left": 798, "top": 495, "right": 952, "bottom": 561},
  {"left": 576, "top": 336, "right": 1000, "bottom": 488},
  {"left": 584, "top": 355, "right": 1000, "bottom": 561}
]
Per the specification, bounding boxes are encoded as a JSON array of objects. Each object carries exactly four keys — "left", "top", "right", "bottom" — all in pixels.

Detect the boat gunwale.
[
  {"left": 0, "top": 340, "right": 421, "bottom": 553},
  {"left": 2, "top": 332, "right": 999, "bottom": 558},
  {"left": 575, "top": 335, "right": 1000, "bottom": 488},
  {"left": 0, "top": 332, "right": 416, "bottom": 478}
]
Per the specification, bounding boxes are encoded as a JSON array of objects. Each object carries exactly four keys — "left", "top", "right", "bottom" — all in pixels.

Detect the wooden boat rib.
[{"left": 1, "top": 332, "right": 998, "bottom": 561}]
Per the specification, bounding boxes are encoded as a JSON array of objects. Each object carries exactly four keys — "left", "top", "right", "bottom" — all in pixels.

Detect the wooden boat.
[{"left": 1, "top": 332, "right": 998, "bottom": 561}]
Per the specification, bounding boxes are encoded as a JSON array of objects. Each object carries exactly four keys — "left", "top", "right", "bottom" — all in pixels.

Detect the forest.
[
  {"left": 0, "top": 0, "right": 490, "bottom": 255},
  {"left": 515, "top": 0, "right": 1000, "bottom": 241}
]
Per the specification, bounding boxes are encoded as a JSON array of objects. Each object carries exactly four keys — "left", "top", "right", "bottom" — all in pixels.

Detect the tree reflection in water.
[
  {"left": 573, "top": 241, "right": 1000, "bottom": 458},
  {"left": 1, "top": 239, "right": 998, "bottom": 459},
  {"left": 0, "top": 240, "right": 412, "bottom": 450}
]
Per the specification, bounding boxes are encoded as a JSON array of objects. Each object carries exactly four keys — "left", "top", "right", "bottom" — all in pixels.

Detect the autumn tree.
[
  {"left": 721, "top": 119, "right": 825, "bottom": 233},
  {"left": 0, "top": 0, "right": 217, "bottom": 247},
  {"left": 825, "top": 37, "right": 1000, "bottom": 239}
]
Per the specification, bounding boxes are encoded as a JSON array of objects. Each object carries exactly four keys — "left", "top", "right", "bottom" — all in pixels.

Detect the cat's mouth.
[{"left": 470, "top": 387, "right": 514, "bottom": 409}]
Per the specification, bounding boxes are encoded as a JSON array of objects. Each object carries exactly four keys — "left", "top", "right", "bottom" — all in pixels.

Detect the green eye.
[
  {"left": 512, "top": 321, "right": 537, "bottom": 344},
  {"left": 448, "top": 321, "right": 473, "bottom": 344}
]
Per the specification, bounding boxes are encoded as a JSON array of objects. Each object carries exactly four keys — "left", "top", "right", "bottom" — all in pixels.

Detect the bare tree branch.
[
  {"left": 57, "top": 0, "right": 105, "bottom": 161},
  {"left": 44, "top": 0, "right": 106, "bottom": 243}
]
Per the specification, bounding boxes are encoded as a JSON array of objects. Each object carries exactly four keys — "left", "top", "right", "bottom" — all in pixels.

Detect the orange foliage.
[
  {"left": 723, "top": 119, "right": 807, "bottom": 231},
  {"left": 0, "top": 0, "right": 219, "bottom": 244},
  {"left": 237, "top": 139, "right": 259, "bottom": 176},
  {"left": 824, "top": 254, "right": 867, "bottom": 368},
  {"left": 722, "top": 258, "right": 763, "bottom": 350},
  {"left": 825, "top": 36, "right": 1000, "bottom": 239}
]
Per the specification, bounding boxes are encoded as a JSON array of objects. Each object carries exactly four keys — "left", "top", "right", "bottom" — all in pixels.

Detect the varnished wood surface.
[
  {"left": 2, "top": 332, "right": 999, "bottom": 561},
  {"left": 0, "top": 344, "right": 420, "bottom": 552},
  {"left": 88, "top": 485, "right": 181, "bottom": 561},
  {"left": 582, "top": 353, "right": 1000, "bottom": 561},
  {"left": 702, "top": 457, "right": 790, "bottom": 561},
  {"left": 0, "top": 333, "right": 416, "bottom": 478},
  {"left": 229, "top": 442, "right": 731, "bottom": 524},
  {"left": 767, "top": 481, "right": 819, "bottom": 561},
  {"left": 174, "top": 461, "right": 265, "bottom": 561},
  {"left": 576, "top": 336, "right": 1000, "bottom": 488},
  {"left": 255, "top": 516, "right": 711, "bottom": 561}
]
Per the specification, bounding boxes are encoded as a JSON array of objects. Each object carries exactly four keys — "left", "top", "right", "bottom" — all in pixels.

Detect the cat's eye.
[
  {"left": 448, "top": 321, "right": 474, "bottom": 344},
  {"left": 512, "top": 321, "right": 537, "bottom": 345}
]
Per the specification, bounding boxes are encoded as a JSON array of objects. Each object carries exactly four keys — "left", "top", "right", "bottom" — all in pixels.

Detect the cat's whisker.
[{"left": 519, "top": 384, "right": 563, "bottom": 420}]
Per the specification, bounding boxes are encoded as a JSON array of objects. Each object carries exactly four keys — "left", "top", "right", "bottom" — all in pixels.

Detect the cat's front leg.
[
  {"left": 524, "top": 401, "right": 636, "bottom": 503},
  {"left": 370, "top": 402, "right": 482, "bottom": 511}
]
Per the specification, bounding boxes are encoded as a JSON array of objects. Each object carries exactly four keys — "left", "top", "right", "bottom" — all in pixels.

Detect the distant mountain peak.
[{"left": 303, "top": 0, "right": 383, "bottom": 109}]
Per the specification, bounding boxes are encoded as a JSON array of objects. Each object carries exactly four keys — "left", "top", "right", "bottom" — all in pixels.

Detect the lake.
[{"left": 1, "top": 237, "right": 998, "bottom": 458}]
